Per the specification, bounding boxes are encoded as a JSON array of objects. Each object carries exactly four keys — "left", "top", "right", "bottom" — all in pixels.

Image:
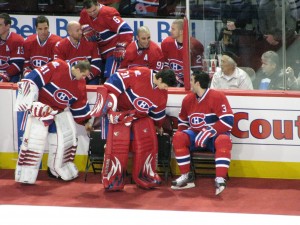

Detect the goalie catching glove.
[
  {"left": 195, "top": 126, "right": 216, "bottom": 148},
  {"left": 113, "top": 42, "right": 127, "bottom": 63},
  {"left": 81, "top": 24, "right": 102, "bottom": 42}
]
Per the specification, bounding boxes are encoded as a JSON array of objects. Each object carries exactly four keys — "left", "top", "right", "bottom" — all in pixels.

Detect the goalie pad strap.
[
  {"left": 15, "top": 116, "right": 49, "bottom": 184},
  {"left": 131, "top": 117, "right": 161, "bottom": 188},
  {"left": 102, "top": 123, "right": 131, "bottom": 191}
]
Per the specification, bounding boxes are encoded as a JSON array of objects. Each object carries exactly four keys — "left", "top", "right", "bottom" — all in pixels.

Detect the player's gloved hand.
[
  {"left": 23, "top": 67, "right": 32, "bottom": 77},
  {"left": 38, "top": 114, "right": 55, "bottom": 127},
  {"left": 108, "top": 109, "right": 135, "bottom": 126},
  {"left": 113, "top": 42, "right": 127, "bottom": 63},
  {"left": 82, "top": 24, "right": 102, "bottom": 42},
  {"left": 0, "top": 72, "right": 10, "bottom": 82},
  {"left": 195, "top": 126, "right": 217, "bottom": 148},
  {"left": 30, "top": 102, "right": 57, "bottom": 117}
]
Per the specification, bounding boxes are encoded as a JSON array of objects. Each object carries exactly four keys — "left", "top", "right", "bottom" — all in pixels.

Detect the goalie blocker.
[{"left": 102, "top": 117, "right": 162, "bottom": 191}]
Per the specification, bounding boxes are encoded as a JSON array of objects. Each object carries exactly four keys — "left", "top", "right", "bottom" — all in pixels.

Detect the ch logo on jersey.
[
  {"left": 169, "top": 59, "right": 183, "bottom": 73},
  {"left": 133, "top": 97, "right": 154, "bottom": 113},
  {"left": 53, "top": 89, "right": 74, "bottom": 106},
  {"left": 68, "top": 57, "right": 87, "bottom": 67},
  {"left": 31, "top": 56, "right": 49, "bottom": 68},
  {"left": 189, "top": 113, "right": 206, "bottom": 129},
  {"left": 0, "top": 56, "right": 9, "bottom": 69}
]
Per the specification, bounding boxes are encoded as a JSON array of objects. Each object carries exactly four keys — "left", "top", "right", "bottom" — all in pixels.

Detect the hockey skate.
[
  {"left": 171, "top": 172, "right": 195, "bottom": 190},
  {"left": 215, "top": 177, "right": 226, "bottom": 195}
]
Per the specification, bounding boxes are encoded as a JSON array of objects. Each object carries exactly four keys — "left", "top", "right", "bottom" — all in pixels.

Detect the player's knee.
[
  {"left": 215, "top": 134, "right": 232, "bottom": 156},
  {"left": 173, "top": 131, "right": 190, "bottom": 149}
]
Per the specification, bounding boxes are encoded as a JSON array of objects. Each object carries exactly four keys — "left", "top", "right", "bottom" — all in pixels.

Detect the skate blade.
[
  {"left": 171, "top": 182, "right": 196, "bottom": 190},
  {"left": 215, "top": 186, "right": 226, "bottom": 195}
]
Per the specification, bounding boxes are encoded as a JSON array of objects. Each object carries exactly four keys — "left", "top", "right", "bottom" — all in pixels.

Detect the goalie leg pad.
[
  {"left": 15, "top": 116, "right": 48, "bottom": 184},
  {"left": 102, "top": 123, "right": 131, "bottom": 191},
  {"left": 15, "top": 80, "right": 39, "bottom": 112},
  {"left": 215, "top": 134, "right": 232, "bottom": 178},
  {"left": 48, "top": 110, "right": 79, "bottom": 181},
  {"left": 131, "top": 117, "right": 162, "bottom": 189},
  {"left": 90, "top": 86, "right": 117, "bottom": 117}
]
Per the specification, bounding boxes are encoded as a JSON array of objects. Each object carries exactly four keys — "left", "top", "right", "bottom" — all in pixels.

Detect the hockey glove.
[
  {"left": 30, "top": 102, "right": 55, "bottom": 117},
  {"left": 108, "top": 110, "right": 135, "bottom": 126},
  {"left": 82, "top": 24, "right": 102, "bottom": 42},
  {"left": 0, "top": 72, "right": 10, "bottom": 82},
  {"left": 113, "top": 42, "right": 127, "bottom": 63},
  {"left": 195, "top": 126, "right": 217, "bottom": 148}
]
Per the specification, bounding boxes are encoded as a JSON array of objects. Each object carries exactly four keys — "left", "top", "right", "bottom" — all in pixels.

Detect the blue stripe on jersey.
[
  {"left": 178, "top": 117, "right": 189, "bottom": 127},
  {"left": 119, "top": 23, "right": 133, "bottom": 34},
  {"left": 10, "top": 58, "right": 24, "bottom": 71},
  {"left": 148, "top": 109, "right": 165, "bottom": 121},
  {"left": 219, "top": 114, "right": 234, "bottom": 128},
  {"left": 176, "top": 155, "right": 191, "bottom": 164},
  {"left": 215, "top": 159, "right": 230, "bottom": 167},
  {"left": 100, "top": 30, "right": 117, "bottom": 42},
  {"left": 70, "top": 101, "right": 90, "bottom": 118},
  {"left": 106, "top": 73, "right": 125, "bottom": 93},
  {"left": 24, "top": 70, "right": 45, "bottom": 88}
]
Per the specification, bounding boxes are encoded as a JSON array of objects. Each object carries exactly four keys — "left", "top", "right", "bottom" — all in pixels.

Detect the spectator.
[
  {"left": 210, "top": 51, "right": 253, "bottom": 90},
  {"left": 171, "top": 70, "right": 234, "bottom": 195},
  {"left": 161, "top": 19, "right": 204, "bottom": 87},
  {"left": 79, "top": 0, "right": 133, "bottom": 81},
  {"left": 54, "top": 21, "right": 102, "bottom": 85},
  {"left": 23, "top": 15, "right": 62, "bottom": 77},
  {"left": 119, "top": 26, "right": 164, "bottom": 70},
  {"left": 253, "top": 50, "right": 299, "bottom": 90},
  {"left": 0, "top": 13, "right": 24, "bottom": 83}
]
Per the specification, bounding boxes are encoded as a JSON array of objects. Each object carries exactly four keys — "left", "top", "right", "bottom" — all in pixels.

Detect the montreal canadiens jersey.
[
  {"left": 54, "top": 37, "right": 101, "bottom": 77},
  {"left": 79, "top": 4, "right": 133, "bottom": 58},
  {"left": 190, "top": 37, "right": 204, "bottom": 70},
  {"left": 178, "top": 89, "right": 234, "bottom": 134},
  {"left": 120, "top": 40, "right": 164, "bottom": 70},
  {"left": 23, "top": 33, "right": 62, "bottom": 70},
  {"left": 161, "top": 36, "right": 183, "bottom": 85},
  {"left": 0, "top": 32, "right": 24, "bottom": 77},
  {"left": 104, "top": 67, "right": 168, "bottom": 123},
  {"left": 23, "top": 59, "right": 91, "bottom": 125}
]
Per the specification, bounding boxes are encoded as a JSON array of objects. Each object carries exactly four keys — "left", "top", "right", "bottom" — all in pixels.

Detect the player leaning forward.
[
  {"left": 91, "top": 67, "right": 177, "bottom": 190},
  {"left": 171, "top": 71, "right": 234, "bottom": 195},
  {"left": 15, "top": 59, "right": 93, "bottom": 184}
]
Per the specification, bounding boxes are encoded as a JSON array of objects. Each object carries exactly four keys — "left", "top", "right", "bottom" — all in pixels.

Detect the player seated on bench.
[{"left": 171, "top": 71, "right": 234, "bottom": 195}]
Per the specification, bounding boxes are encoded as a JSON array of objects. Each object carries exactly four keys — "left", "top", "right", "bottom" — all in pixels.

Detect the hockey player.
[
  {"left": 54, "top": 21, "right": 102, "bottom": 85},
  {"left": 90, "top": 67, "right": 177, "bottom": 191},
  {"left": 0, "top": 13, "right": 24, "bottom": 83},
  {"left": 79, "top": 0, "right": 133, "bottom": 81},
  {"left": 23, "top": 15, "right": 62, "bottom": 77},
  {"left": 119, "top": 26, "right": 164, "bottom": 71},
  {"left": 171, "top": 70, "right": 234, "bottom": 195},
  {"left": 161, "top": 19, "right": 204, "bottom": 87},
  {"left": 15, "top": 59, "right": 93, "bottom": 184}
]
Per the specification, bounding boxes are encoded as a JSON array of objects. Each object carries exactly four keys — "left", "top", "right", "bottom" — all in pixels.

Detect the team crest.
[
  {"left": 189, "top": 113, "right": 206, "bottom": 129},
  {"left": 133, "top": 97, "right": 153, "bottom": 113},
  {"left": 53, "top": 89, "right": 74, "bottom": 106}
]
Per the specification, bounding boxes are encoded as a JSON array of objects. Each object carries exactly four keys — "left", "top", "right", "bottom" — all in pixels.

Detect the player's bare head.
[
  {"left": 155, "top": 69, "right": 177, "bottom": 88},
  {"left": 74, "top": 60, "right": 91, "bottom": 72},
  {"left": 67, "top": 21, "right": 82, "bottom": 40},
  {"left": 35, "top": 15, "right": 49, "bottom": 28},
  {"left": 137, "top": 26, "right": 151, "bottom": 48},
  {"left": 83, "top": 0, "right": 99, "bottom": 18},
  {"left": 171, "top": 19, "right": 183, "bottom": 40},
  {"left": 0, "top": 13, "right": 11, "bottom": 26},
  {"left": 192, "top": 70, "right": 210, "bottom": 89}
]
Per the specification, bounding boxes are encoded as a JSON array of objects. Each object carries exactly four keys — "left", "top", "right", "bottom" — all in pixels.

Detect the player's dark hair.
[
  {"left": 74, "top": 60, "right": 91, "bottom": 72},
  {"left": 192, "top": 70, "right": 210, "bottom": 89},
  {"left": 0, "top": 13, "right": 11, "bottom": 26},
  {"left": 35, "top": 15, "right": 49, "bottom": 27},
  {"left": 83, "top": 0, "right": 97, "bottom": 8},
  {"left": 156, "top": 69, "right": 177, "bottom": 87}
]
